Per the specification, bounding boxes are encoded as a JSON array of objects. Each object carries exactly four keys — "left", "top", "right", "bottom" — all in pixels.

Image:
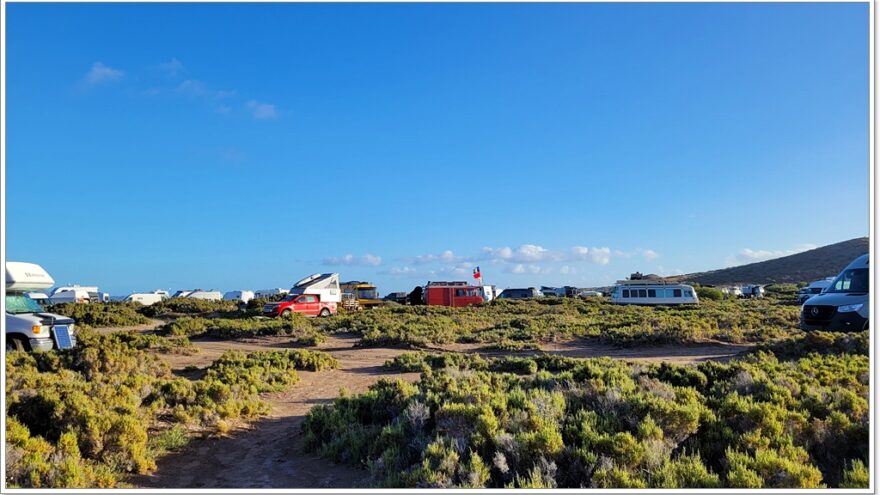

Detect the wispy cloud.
[
  {"left": 322, "top": 254, "right": 383, "bottom": 267},
  {"left": 82, "top": 62, "right": 124, "bottom": 86},
  {"left": 725, "top": 243, "right": 817, "bottom": 267},
  {"left": 612, "top": 248, "right": 659, "bottom": 262},
  {"left": 246, "top": 100, "right": 278, "bottom": 119},
  {"left": 176, "top": 79, "right": 234, "bottom": 100},
  {"left": 158, "top": 58, "right": 185, "bottom": 78}
]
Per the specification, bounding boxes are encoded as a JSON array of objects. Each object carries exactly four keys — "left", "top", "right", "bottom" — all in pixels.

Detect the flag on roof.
[{"left": 473, "top": 267, "right": 481, "bottom": 280}]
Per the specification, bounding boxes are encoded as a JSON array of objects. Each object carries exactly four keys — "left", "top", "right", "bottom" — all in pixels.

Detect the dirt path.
[
  {"left": 134, "top": 333, "right": 419, "bottom": 488},
  {"left": 131, "top": 331, "right": 752, "bottom": 488}
]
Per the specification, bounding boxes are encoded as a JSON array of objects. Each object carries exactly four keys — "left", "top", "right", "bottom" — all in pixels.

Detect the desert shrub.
[
  {"left": 48, "top": 302, "right": 151, "bottom": 329},
  {"left": 139, "top": 298, "right": 238, "bottom": 317},
  {"left": 758, "top": 330, "right": 868, "bottom": 358},
  {"left": 5, "top": 331, "right": 335, "bottom": 488},
  {"left": 159, "top": 314, "right": 319, "bottom": 341},
  {"left": 304, "top": 348, "right": 866, "bottom": 488},
  {"left": 695, "top": 287, "right": 723, "bottom": 301}
]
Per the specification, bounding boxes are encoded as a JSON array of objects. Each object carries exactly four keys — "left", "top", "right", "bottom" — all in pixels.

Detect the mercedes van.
[
  {"left": 6, "top": 262, "right": 78, "bottom": 351},
  {"left": 800, "top": 254, "right": 869, "bottom": 331}
]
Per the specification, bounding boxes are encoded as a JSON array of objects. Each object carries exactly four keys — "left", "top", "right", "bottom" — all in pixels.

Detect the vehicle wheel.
[
  {"left": 319, "top": 308, "right": 331, "bottom": 317},
  {"left": 5, "top": 336, "right": 28, "bottom": 352},
  {"left": 281, "top": 309, "right": 292, "bottom": 318}
]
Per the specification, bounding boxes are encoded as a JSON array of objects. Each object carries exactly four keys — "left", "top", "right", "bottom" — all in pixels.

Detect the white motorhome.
[
  {"left": 186, "top": 290, "right": 224, "bottom": 301},
  {"left": 289, "top": 273, "right": 341, "bottom": 303},
  {"left": 255, "top": 288, "right": 290, "bottom": 298},
  {"left": 6, "top": 262, "right": 78, "bottom": 351},
  {"left": 48, "top": 288, "right": 93, "bottom": 305},
  {"left": 610, "top": 280, "right": 699, "bottom": 305},
  {"left": 224, "top": 290, "right": 255, "bottom": 303},
  {"left": 125, "top": 293, "right": 164, "bottom": 306}
]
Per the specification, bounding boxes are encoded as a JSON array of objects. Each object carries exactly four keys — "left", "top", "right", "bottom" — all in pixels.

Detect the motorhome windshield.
[
  {"left": 824, "top": 268, "right": 868, "bottom": 294},
  {"left": 357, "top": 288, "right": 378, "bottom": 299},
  {"left": 6, "top": 294, "right": 45, "bottom": 314}
]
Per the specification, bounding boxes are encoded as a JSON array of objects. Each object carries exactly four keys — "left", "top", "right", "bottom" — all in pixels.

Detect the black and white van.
[{"left": 800, "top": 254, "right": 869, "bottom": 331}]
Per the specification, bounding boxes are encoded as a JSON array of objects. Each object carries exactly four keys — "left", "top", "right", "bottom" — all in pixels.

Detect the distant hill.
[{"left": 667, "top": 237, "right": 869, "bottom": 286}]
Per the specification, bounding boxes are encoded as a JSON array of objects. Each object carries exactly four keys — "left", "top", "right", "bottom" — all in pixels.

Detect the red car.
[{"left": 262, "top": 293, "right": 337, "bottom": 317}]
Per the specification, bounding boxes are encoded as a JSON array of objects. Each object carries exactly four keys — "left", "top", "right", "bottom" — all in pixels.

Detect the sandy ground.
[{"left": 128, "top": 329, "right": 752, "bottom": 488}]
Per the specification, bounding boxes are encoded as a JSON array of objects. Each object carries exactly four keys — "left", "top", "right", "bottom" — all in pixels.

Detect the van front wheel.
[{"left": 5, "top": 336, "right": 28, "bottom": 352}]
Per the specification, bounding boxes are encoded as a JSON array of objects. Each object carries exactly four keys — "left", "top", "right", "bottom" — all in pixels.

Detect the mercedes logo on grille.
[{"left": 811, "top": 307, "right": 819, "bottom": 316}]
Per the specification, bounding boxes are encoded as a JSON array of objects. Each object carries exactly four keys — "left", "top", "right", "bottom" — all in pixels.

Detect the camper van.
[
  {"left": 6, "top": 262, "right": 78, "bottom": 351},
  {"left": 424, "top": 281, "right": 484, "bottom": 307},
  {"left": 223, "top": 290, "right": 255, "bottom": 303},
  {"left": 289, "top": 273, "right": 342, "bottom": 303},
  {"left": 497, "top": 288, "right": 543, "bottom": 300},
  {"left": 610, "top": 280, "right": 699, "bottom": 305},
  {"left": 800, "top": 254, "right": 869, "bottom": 332}
]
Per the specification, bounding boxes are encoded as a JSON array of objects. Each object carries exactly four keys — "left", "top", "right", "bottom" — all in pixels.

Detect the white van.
[
  {"left": 6, "top": 262, "right": 78, "bottom": 351},
  {"left": 48, "top": 288, "right": 93, "bottom": 305},
  {"left": 186, "top": 290, "right": 223, "bottom": 301},
  {"left": 125, "top": 293, "right": 165, "bottom": 306},
  {"left": 610, "top": 281, "right": 699, "bottom": 305},
  {"left": 800, "top": 254, "right": 869, "bottom": 331},
  {"left": 223, "top": 290, "right": 255, "bottom": 303}
]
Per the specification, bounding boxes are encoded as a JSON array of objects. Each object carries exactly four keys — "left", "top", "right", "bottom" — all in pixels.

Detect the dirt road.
[{"left": 132, "top": 332, "right": 751, "bottom": 488}]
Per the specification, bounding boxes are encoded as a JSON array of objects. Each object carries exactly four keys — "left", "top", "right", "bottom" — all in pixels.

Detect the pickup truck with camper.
[
  {"left": 6, "top": 262, "right": 78, "bottom": 352},
  {"left": 262, "top": 293, "right": 337, "bottom": 317},
  {"left": 800, "top": 254, "right": 869, "bottom": 331}
]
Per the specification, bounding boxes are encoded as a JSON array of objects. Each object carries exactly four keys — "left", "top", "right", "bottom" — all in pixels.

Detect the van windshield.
[
  {"left": 824, "top": 268, "right": 869, "bottom": 294},
  {"left": 6, "top": 294, "right": 45, "bottom": 314}
]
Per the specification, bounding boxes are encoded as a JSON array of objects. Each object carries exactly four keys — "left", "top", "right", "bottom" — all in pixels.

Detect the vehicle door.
[{"left": 299, "top": 295, "right": 319, "bottom": 316}]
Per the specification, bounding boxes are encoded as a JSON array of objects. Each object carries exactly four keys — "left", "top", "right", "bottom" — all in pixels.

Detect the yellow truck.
[{"left": 340, "top": 281, "right": 383, "bottom": 310}]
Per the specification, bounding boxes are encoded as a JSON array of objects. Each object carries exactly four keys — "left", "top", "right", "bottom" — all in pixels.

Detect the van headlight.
[{"left": 838, "top": 304, "right": 863, "bottom": 313}]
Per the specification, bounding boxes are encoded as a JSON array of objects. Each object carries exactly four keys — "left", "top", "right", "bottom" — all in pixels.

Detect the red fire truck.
[{"left": 424, "top": 281, "right": 484, "bottom": 307}]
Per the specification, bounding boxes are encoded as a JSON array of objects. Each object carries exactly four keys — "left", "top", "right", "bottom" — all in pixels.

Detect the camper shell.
[
  {"left": 610, "top": 279, "right": 699, "bottom": 305},
  {"left": 6, "top": 262, "right": 78, "bottom": 352},
  {"left": 800, "top": 254, "right": 869, "bottom": 331},
  {"left": 289, "top": 273, "right": 341, "bottom": 303}
]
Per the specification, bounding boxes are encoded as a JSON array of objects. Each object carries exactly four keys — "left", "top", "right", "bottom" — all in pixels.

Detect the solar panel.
[{"left": 53, "top": 326, "right": 73, "bottom": 350}]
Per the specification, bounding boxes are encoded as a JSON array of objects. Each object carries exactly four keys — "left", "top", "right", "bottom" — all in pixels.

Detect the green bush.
[
  {"left": 695, "top": 287, "right": 723, "bottom": 301},
  {"left": 139, "top": 298, "right": 239, "bottom": 317},
  {"left": 48, "top": 302, "right": 151, "bottom": 329}
]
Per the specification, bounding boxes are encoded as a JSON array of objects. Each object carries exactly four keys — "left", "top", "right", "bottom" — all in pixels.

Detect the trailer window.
[
  {"left": 648, "top": 289, "right": 656, "bottom": 297},
  {"left": 622, "top": 289, "right": 630, "bottom": 298},
  {"left": 673, "top": 289, "right": 682, "bottom": 298},
  {"left": 637, "top": 289, "right": 646, "bottom": 298}
]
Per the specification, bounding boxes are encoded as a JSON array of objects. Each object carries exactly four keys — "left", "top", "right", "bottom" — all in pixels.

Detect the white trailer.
[
  {"left": 6, "top": 262, "right": 78, "bottom": 351},
  {"left": 186, "top": 290, "right": 224, "bottom": 301},
  {"left": 224, "top": 290, "right": 255, "bottom": 303},
  {"left": 125, "top": 293, "right": 164, "bottom": 306},
  {"left": 610, "top": 280, "right": 699, "bottom": 305},
  {"left": 289, "top": 273, "right": 341, "bottom": 303}
]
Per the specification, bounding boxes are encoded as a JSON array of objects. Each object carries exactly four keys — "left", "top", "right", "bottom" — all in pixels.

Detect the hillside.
[{"left": 668, "top": 237, "right": 869, "bottom": 286}]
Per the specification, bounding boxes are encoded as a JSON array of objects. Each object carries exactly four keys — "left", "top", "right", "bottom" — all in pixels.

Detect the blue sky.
[{"left": 5, "top": 3, "right": 869, "bottom": 295}]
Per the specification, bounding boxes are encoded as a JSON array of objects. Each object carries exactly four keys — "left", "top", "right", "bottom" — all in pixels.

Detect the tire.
[
  {"left": 281, "top": 309, "right": 292, "bottom": 318},
  {"left": 6, "top": 336, "right": 28, "bottom": 352},
  {"left": 319, "top": 308, "right": 331, "bottom": 317}
]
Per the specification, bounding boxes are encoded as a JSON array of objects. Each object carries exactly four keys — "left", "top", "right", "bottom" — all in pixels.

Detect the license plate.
[{"left": 53, "top": 326, "right": 73, "bottom": 350}]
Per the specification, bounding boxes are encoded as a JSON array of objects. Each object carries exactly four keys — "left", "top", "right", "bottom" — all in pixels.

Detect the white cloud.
[
  {"left": 569, "top": 246, "right": 612, "bottom": 265},
  {"left": 559, "top": 265, "right": 575, "bottom": 275},
  {"left": 612, "top": 248, "right": 660, "bottom": 262},
  {"left": 322, "top": 254, "right": 382, "bottom": 267},
  {"left": 388, "top": 266, "right": 417, "bottom": 275},
  {"left": 158, "top": 58, "right": 185, "bottom": 78},
  {"left": 177, "top": 79, "right": 235, "bottom": 100},
  {"left": 508, "top": 263, "right": 548, "bottom": 275},
  {"left": 83, "top": 62, "right": 123, "bottom": 86},
  {"left": 725, "top": 243, "right": 817, "bottom": 267},
  {"left": 407, "top": 250, "right": 462, "bottom": 265},
  {"left": 482, "top": 244, "right": 559, "bottom": 263},
  {"left": 246, "top": 100, "right": 277, "bottom": 119}
]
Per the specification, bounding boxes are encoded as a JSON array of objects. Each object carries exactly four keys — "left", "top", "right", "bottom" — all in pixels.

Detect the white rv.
[
  {"left": 186, "top": 290, "right": 224, "bottom": 301},
  {"left": 125, "top": 292, "right": 164, "bottom": 306},
  {"left": 224, "top": 290, "right": 255, "bottom": 303},
  {"left": 48, "top": 288, "right": 93, "bottom": 305},
  {"left": 255, "top": 288, "right": 290, "bottom": 298},
  {"left": 610, "top": 280, "right": 699, "bottom": 305},
  {"left": 289, "top": 273, "right": 341, "bottom": 303},
  {"left": 6, "top": 262, "right": 78, "bottom": 351}
]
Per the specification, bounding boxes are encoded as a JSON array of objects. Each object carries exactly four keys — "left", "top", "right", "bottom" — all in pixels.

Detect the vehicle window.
[
  {"left": 648, "top": 289, "right": 656, "bottom": 297},
  {"left": 638, "top": 289, "right": 647, "bottom": 298},
  {"left": 685, "top": 290, "right": 693, "bottom": 297},
  {"left": 673, "top": 289, "right": 682, "bottom": 297},
  {"left": 825, "top": 268, "right": 868, "bottom": 294},
  {"left": 6, "top": 294, "right": 44, "bottom": 314},
  {"left": 455, "top": 289, "right": 465, "bottom": 297},
  {"left": 623, "top": 290, "right": 630, "bottom": 298}
]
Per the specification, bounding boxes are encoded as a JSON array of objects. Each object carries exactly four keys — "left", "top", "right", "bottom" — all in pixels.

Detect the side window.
[
  {"left": 648, "top": 289, "right": 656, "bottom": 297},
  {"left": 684, "top": 290, "right": 692, "bottom": 297},
  {"left": 638, "top": 289, "right": 647, "bottom": 298},
  {"left": 623, "top": 289, "right": 630, "bottom": 298},
  {"left": 455, "top": 289, "right": 465, "bottom": 297},
  {"left": 673, "top": 289, "right": 682, "bottom": 298}
]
